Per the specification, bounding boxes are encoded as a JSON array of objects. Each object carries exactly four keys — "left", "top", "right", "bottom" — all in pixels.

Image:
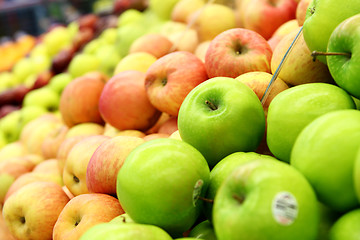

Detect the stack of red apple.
[{"left": 1, "top": 0, "right": 360, "bottom": 239}]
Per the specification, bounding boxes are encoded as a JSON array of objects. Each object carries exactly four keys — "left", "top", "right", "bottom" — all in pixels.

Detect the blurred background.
[{"left": 0, "top": 0, "right": 113, "bottom": 38}]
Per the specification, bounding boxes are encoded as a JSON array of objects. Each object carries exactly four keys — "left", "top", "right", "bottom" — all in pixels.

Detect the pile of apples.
[{"left": 1, "top": 0, "right": 360, "bottom": 239}]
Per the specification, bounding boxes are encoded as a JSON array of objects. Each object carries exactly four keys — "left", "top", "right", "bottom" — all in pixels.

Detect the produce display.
[{"left": 0, "top": 0, "right": 360, "bottom": 239}]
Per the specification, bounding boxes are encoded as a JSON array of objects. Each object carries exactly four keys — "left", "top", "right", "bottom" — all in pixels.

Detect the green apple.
[
  {"left": 329, "top": 208, "right": 360, "bottom": 240},
  {"left": 99, "top": 28, "right": 118, "bottom": 44},
  {"left": 22, "top": 87, "right": 60, "bottom": 112},
  {"left": 43, "top": 26, "right": 72, "bottom": 57},
  {"left": 79, "top": 222, "right": 173, "bottom": 240},
  {"left": 116, "top": 23, "right": 148, "bottom": 57},
  {"left": 178, "top": 77, "right": 266, "bottom": 168},
  {"left": 0, "top": 110, "right": 21, "bottom": 143},
  {"left": 291, "top": 109, "right": 360, "bottom": 212},
  {"left": 109, "top": 213, "right": 134, "bottom": 224},
  {"left": 30, "top": 54, "right": 51, "bottom": 74},
  {"left": 353, "top": 145, "right": 360, "bottom": 201},
  {"left": 47, "top": 73, "right": 73, "bottom": 94},
  {"left": 266, "top": 82, "right": 356, "bottom": 163},
  {"left": 95, "top": 44, "right": 122, "bottom": 77},
  {"left": 12, "top": 58, "right": 35, "bottom": 83},
  {"left": 213, "top": 159, "right": 319, "bottom": 240},
  {"left": 353, "top": 97, "right": 360, "bottom": 110},
  {"left": 323, "top": 14, "right": 360, "bottom": 99},
  {"left": 0, "top": 72, "right": 20, "bottom": 89},
  {"left": 117, "top": 138, "right": 210, "bottom": 236},
  {"left": 188, "top": 220, "right": 217, "bottom": 240},
  {"left": 83, "top": 38, "right": 106, "bottom": 55},
  {"left": 317, "top": 202, "right": 341, "bottom": 240},
  {"left": 68, "top": 53, "right": 101, "bottom": 78},
  {"left": 148, "top": 0, "right": 180, "bottom": 20},
  {"left": 302, "top": 0, "right": 360, "bottom": 63},
  {"left": 0, "top": 130, "right": 8, "bottom": 149},
  {"left": 117, "top": 9, "right": 144, "bottom": 27},
  {"left": 204, "top": 152, "right": 277, "bottom": 221}
]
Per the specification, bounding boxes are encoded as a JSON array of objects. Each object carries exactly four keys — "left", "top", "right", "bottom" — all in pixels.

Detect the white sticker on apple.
[
  {"left": 272, "top": 192, "right": 298, "bottom": 226},
  {"left": 192, "top": 179, "right": 204, "bottom": 207}
]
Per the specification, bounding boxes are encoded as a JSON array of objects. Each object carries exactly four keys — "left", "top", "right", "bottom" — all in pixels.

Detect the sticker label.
[
  {"left": 192, "top": 179, "right": 204, "bottom": 207},
  {"left": 272, "top": 192, "right": 298, "bottom": 226}
]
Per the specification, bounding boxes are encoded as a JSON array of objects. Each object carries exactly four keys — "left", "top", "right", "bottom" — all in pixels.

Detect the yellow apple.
[
  {"left": 114, "top": 52, "right": 158, "bottom": 75},
  {"left": 65, "top": 122, "right": 105, "bottom": 139},
  {"left": 171, "top": 0, "right": 205, "bottom": 23},
  {"left": 187, "top": 3, "right": 237, "bottom": 42},
  {"left": 267, "top": 19, "right": 300, "bottom": 51},
  {"left": 271, "top": 28, "right": 335, "bottom": 86}
]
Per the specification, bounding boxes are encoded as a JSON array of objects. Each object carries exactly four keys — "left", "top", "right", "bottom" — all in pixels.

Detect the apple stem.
[
  {"left": 311, "top": 51, "right": 351, "bottom": 62},
  {"left": 205, "top": 100, "right": 218, "bottom": 111},
  {"left": 198, "top": 196, "right": 214, "bottom": 204},
  {"left": 232, "top": 194, "right": 245, "bottom": 204}
]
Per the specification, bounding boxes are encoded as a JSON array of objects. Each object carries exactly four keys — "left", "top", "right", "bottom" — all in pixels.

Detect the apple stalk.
[{"left": 311, "top": 51, "right": 351, "bottom": 62}]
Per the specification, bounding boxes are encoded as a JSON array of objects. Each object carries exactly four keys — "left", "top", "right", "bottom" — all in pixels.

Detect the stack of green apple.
[{"left": 1, "top": 0, "right": 360, "bottom": 240}]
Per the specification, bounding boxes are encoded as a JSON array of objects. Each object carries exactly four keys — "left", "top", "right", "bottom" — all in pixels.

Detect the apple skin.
[
  {"left": 2, "top": 181, "right": 70, "bottom": 240},
  {"left": 291, "top": 109, "right": 360, "bottom": 213},
  {"left": 86, "top": 136, "right": 145, "bottom": 196},
  {"left": 4, "top": 171, "right": 63, "bottom": 202},
  {"left": 213, "top": 159, "right": 319, "bottom": 240},
  {"left": 41, "top": 124, "right": 69, "bottom": 159},
  {"left": 295, "top": 0, "right": 312, "bottom": 26},
  {"left": 53, "top": 193, "right": 125, "bottom": 240},
  {"left": 20, "top": 114, "right": 63, "bottom": 155},
  {"left": 145, "top": 51, "right": 208, "bottom": 116},
  {"left": 171, "top": 0, "right": 205, "bottom": 23},
  {"left": 328, "top": 209, "right": 360, "bottom": 240},
  {"left": 235, "top": 71, "right": 289, "bottom": 113},
  {"left": 266, "top": 83, "right": 356, "bottom": 163},
  {"left": 241, "top": 0, "right": 298, "bottom": 40},
  {"left": 79, "top": 222, "right": 173, "bottom": 240},
  {"left": 187, "top": 3, "right": 237, "bottom": 42},
  {"left": 63, "top": 135, "right": 110, "bottom": 196},
  {"left": 65, "top": 122, "right": 104, "bottom": 138},
  {"left": 325, "top": 14, "right": 360, "bottom": 99},
  {"left": 204, "top": 152, "right": 277, "bottom": 221},
  {"left": 117, "top": 138, "right": 210, "bottom": 237},
  {"left": 99, "top": 70, "right": 162, "bottom": 131},
  {"left": 59, "top": 72, "right": 106, "bottom": 127},
  {"left": 267, "top": 19, "right": 299, "bottom": 51},
  {"left": 302, "top": 0, "right": 360, "bottom": 63},
  {"left": 178, "top": 77, "right": 265, "bottom": 168},
  {"left": 56, "top": 135, "right": 89, "bottom": 174},
  {"left": 0, "top": 141, "right": 27, "bottom": 163},
  {"left": 204, "top": 28, "right": 272, "bottom": 78},
  {"left": 188, "top": 220, "right": 217, "bottom": 240},
  {"left": 114, "top": 52, "right": 157, "bottom": 75},
  {"left": 271, "top": 27, "right": 335, "bottom": 86},
  {"left": 129, "top": 33, "right": 173, "bottom": 58}
]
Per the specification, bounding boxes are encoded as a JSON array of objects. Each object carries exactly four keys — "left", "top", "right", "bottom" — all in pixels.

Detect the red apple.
[
  {"left": 145, "top": 51, "right": 208, "bottom": 116},
  {"left": 60, "top": 72, "right": 106, "bottom": 127},
  {"left": 87, "top": 136, "right": 145, "bottom": 196},
  {"left": 205, "top": 28, "right": 273, "bottom": 78},
  {"left": 99, "top": 70, "right": 162, "bottom": 131},
  {"left": 129, "top": 33, "right": 173, "bottom": 58},
  {"left": 241, "top": 0, "right": 298, "bottom": 40},
  {"left": 62, "top": 135, "right": 109, "bottom": 196},
  {"left": 41, "top": 124, "right": 69, "bottom": 159},
  {"left": 3, "top": 181, "right": 70, "bottom": 240},
  {"left": 53, "top": 193, "right": 124, "bottom": 240},
  {"left": 158, "top": 116, "right": 178, "bottom": 135}
]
